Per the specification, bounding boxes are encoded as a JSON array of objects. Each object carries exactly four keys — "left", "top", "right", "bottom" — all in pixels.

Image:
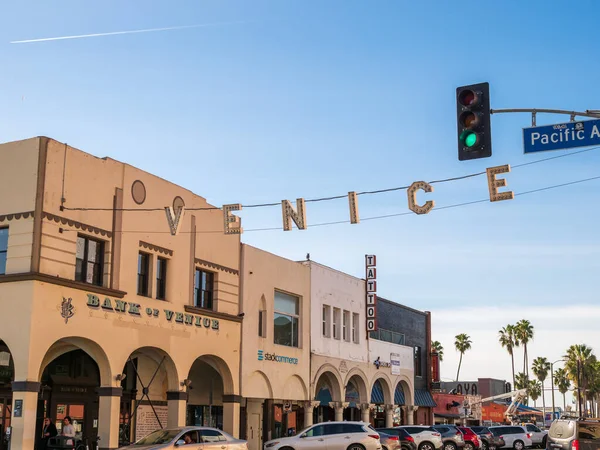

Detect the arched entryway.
[
  {"left": 313, "top": 368, "right": 343, "bottom": 423},
  {"left": 395, "top": 381, "right": 407, "bottom": 424},
  {"left": 38, "top": 337, "right": 111, "bottom": 447},
  {"left": 118, "top": 347, "right": 179, "bottom": 446},
  {"left": 344, "top": 371, "right": 369, "bottom": 421},
  {"left": 371, "top": 377, "right": 394, "bottom": 428},
  {"left": 0, "top": 341, "right": 14, "bottom": 450}
]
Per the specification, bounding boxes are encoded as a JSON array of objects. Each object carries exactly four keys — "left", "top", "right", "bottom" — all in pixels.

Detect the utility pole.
[{"left": 577, "top": 360, "right": 583, "bottom": 417}]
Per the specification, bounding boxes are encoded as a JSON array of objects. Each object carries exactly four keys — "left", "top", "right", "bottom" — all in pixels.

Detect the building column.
[
  {"left": 223, "top": 395, "right": 241, "bottom": 438},
  {"left": 98, "top": 387, "right": 122, "bottom": 450},
  {"left": 329, "top": 402, "right": 349, "bottom": 422},
  {"left": 303, "top": 401, "right": 320, "bottom": 427},
  {"left": 360, "top": 403, "right": 372, "bottom": 424},
  {"left": 9, "top": 381, "right": 40, "bottom": 450},
  {"left": 167, "top": 391, "right": 188, "bottom": 428},
  {"left": 384, "top": 404, "right": 395, "bottom": 427},
  {"left": 404, "top": 405, "right": 418, "bottom": 425}
]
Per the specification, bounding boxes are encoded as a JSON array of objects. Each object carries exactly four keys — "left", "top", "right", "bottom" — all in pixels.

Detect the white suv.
[
  {"left": 488, "top": 426, "right": 533, "bottom": 450},
  {"left": 521, "top": 424, "right": 547, "bottom": 448},
  {"left": 264, "top": 422, "right": 382, "bottom": 450}
]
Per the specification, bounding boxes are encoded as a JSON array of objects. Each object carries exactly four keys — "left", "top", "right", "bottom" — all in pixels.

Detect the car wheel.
[
  {"left": 542, "top": 437, "right": 547, "bottom": 449},
  {"left": 279, "top": 447, "right": 294, "bottom": 450},
  {"left": 513, "top": 440, "right": 525, "bottom": 450},
  {"left": 465, "top": 443, "right": 475, "bottom": 450},
  {"left": 482, "top": 441, "right": 488, "bottom": 450},
  {"left": 347, "top": 445, "right": 366, "bottom": 450},
  {"left": 444, "top": 442, "right": 457, "bottom": 450},
  {"left": 420, "top": 443, "right": 435, "bottom": 450}
]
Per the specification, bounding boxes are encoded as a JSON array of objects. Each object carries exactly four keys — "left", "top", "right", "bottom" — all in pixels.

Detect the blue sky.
[{"left": 2, "top": 1, "right": 599, "bottom": 397}]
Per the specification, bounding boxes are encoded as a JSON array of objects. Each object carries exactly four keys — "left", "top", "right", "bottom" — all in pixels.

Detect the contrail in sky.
[{"left": 10, "top": 20, "right": 250, "bottom": 44}]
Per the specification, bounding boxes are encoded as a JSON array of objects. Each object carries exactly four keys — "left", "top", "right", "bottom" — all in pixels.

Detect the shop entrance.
[
  {"left": 0, "top": 398, "right": 11, "bottom": 450},
  {"left": 0, "top": 340, "right": 14, "bottom": 450}
]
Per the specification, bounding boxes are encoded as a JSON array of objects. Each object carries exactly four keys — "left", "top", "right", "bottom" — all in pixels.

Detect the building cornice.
[
  {"left": 139, "top": 241, "right": 173, "bottom": 257},
  {"left": 43, "top": 212, "right": 112, "bottom": 238},
  {"left": 0, "top": 272, "right": 127, "bottom": 298},
  {"left": 184, "top": 305, "right": 243, "bottom": 323},
  {"left": 0, "top": 211, "right": 34, "bottom": 223},
  {"left": 195, "top": 258, "right": 239, "bottom": 275}
]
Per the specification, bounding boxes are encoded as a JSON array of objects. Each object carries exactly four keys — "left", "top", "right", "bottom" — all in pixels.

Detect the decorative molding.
[
  {"left": 0, "top": 211, "right": 34, "bottom": 223},
  {"left": 223, "top": 394, "right": 242, "bottom": 403},
  {"left": 184, "top": 305, "right": 243, "bottom": 323},
  {"left": 167, "top": 391, "right": 188, "bottom": 401},
  {"left": 139, "top": 241, "right": 173, "bottom": 257},
  {"left": 98, "top": 387, "right": 123, "bottom": 397},
  {"left": 43, "top": 212, "right": 112, "bottom": 238},
  {"left": 12, "top": 381, "right": 41, "bottom": 392},
  {"left": 195, "top": 258, "right": 239, "bottom": 275},
  {"left": 0, "top": 272, "right": 127, "bottom": 298}
]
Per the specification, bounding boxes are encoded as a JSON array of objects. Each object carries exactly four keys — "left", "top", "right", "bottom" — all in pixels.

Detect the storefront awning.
[
  {"left": 371, "top": 382, "right": 385, "bottom": 404},
  {"left": 516, "top": 403, "right": 543, "bottom": 414},
  {"left": 435, "top": 413, "right": 461, "bottom": 419},
  {"left": 415, "top": 389, "right": 437, "bottom": 407},
  {"left": 395, "top": 389, "right": 405, "bottom": 405}
]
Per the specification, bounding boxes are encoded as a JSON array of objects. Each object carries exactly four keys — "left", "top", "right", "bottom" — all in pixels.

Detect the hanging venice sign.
[
  {"left": 162, "top": 164, "right": 514, "bottom": 236},
  {"left": 84, "top": 293, "right": 220, "bottom": 330}
]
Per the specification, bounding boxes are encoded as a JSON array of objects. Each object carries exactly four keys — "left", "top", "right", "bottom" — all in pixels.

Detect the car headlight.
[{"left": 265, "top": 442, "right": 280, "bottom": 448}]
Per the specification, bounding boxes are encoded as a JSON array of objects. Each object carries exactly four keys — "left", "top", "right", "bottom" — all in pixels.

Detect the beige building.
[
  {"left": 238, "top": 245, "right": 311, "bottom": 450},
  {"left": 0, "top": 137, "right": 244, "bottom": 450}
]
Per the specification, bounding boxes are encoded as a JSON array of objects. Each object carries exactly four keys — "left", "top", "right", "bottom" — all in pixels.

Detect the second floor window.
[
  {"left": 156, "top": 257, "right": 167, "bottom": 300},
  {"left": 194, "top": 269, "right": 214, "bottom": 309},
  {"left": 343, "top": 311, "right": 350, "bottom": 342},
  {"left": 352, "top": 313, "right": 359, "bottom": 343},
  {"left": 333, "top": 308, "right": 341, "bottom": 340},
  {"left": 322, "top": 305, "right": 331, "bottom": 337},
  {"left": 0, "top": 228, "right": 7, "bottom": 275},
  {"left": 75, "top": 235, "right": 104, "bottom": 286},
  {"left": 137, "top": 253, "right": 150, "bottom": 296},
  {"left": 415, "top": 346, "right": 422, "bottom": 377},
  {"left": 274, "top": 291, "right": 299, "bottom": 347}
]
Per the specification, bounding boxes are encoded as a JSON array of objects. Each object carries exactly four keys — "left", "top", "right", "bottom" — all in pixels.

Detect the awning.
[
  {"left": 516, "top": 403, "right": 543, "bottom": 414},
  {"left": 415, "top": 389, "right": 437, "bottom": 407},
  {"left": 371, "top": 381, "right": 385, "bottom": 404},
  {"left": 316, "top": 387, "right": 332, "bottom": 406},
  {"left": 435, "top": 413, "right": 461, "bottom": 419}
]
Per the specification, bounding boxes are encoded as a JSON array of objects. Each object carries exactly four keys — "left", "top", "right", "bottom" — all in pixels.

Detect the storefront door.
[
  {"left": 248, "top": 412, "right": 261, "bottom": 450},
  {"left": 55, "top": 403, "right": 86, "bottom": 437},
  {"left": 0, "top": 397, "right": 11, "bottom": 450}
]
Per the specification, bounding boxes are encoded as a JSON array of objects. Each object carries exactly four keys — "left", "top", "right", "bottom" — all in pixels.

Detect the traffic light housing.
[{"left": 456, "top": 82, "right": 492, "bottom": 160}]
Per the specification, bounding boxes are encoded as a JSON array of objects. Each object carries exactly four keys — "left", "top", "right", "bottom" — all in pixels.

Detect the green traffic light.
[{"left": 465, "top": 132, "right": 477, "bottom": 147}]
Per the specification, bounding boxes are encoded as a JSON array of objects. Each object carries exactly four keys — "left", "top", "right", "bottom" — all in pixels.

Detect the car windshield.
[{"left": 133, "top": 429, "right": 181, "bottom": 445}]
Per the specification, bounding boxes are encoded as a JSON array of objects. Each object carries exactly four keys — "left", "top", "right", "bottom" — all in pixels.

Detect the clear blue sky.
[{"left": 2, "top": 1, "right": 599, "bottom": 391}]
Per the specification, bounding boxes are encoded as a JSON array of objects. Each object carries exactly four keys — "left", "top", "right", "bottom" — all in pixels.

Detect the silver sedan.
[{"left": 118, "top": 426, "right": 248, "bottom": 450}]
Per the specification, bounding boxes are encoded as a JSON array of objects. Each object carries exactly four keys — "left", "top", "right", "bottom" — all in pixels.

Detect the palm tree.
[
  {"left": 554, "top": 367, "right": 571, "bottom": 411},
  {"left": 431, "top": 341, "right": 444, "bottom": 361},
  {"left": 529, "top": 380, "right": 542, "bottom": 408},
  {"left": 532, "top": 357, "right": 551, "bottom": 417},
  {"left": 515, "top": 320, "right": 534, "bottom": 377},
  {"left": 499, "top": 325, "right": 518, "bottom": 389},
  {"left": 564, "top": 344, "right": 596, "bottom": 414},
  {"left": 515, "top": 372, "right": 529, "bottom": 390},
  {"left": 455, "top": 333, "right": 472, "bottom": 381}
]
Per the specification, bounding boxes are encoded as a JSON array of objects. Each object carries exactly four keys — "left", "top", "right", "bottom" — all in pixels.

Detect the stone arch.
[
  {"left": 283, "top": 374, "right": 308, "bottom": 400},
  {"left": 119, "top": 346, "right": 180, "bottom": 391},
  {"left": 37, "top": 336, "right": 112, "bottom": 386},
  {"left": 370, "top": 374, "right": 394, "bottom": 405},
  {"left": 246, "top": 370, "right": 273, "bottom": 399},
  {"left": 0, "top": 340, "right": 15, "bottom": 385},
  {"left": 394, "top": 375, "right": 414, "bottom": 406},
  {"left": 344, "top": 367, "right": 369, "bottom": 404},
  {"left": 187, "top": 354, "right": 236, "bottom": 395},
  {"left": 313, "top": 364, "right": 344, "bottom": 402}
]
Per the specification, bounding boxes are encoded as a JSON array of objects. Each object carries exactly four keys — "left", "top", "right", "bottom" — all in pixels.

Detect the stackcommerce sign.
[{"left": 257, "top": 350, "right": 298, "bottom": 365}]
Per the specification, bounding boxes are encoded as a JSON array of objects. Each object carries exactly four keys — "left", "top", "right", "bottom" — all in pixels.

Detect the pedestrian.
[
  {"left": 62, "top": 416, "right": 76, "bottom": 447},
  {"left": 41, "top": 418, "right": 58, "bottom": 449}
]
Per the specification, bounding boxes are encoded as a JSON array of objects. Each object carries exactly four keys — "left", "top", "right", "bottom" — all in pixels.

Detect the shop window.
[
  {"left": 333, "top": 308, "right": 341, "bottom": 340},
  {"left": 322, "top": 305, "right": 331, "bottom": 338},
  {"left": 414, "top": 346, "right": 422, "bottom": 377},
  {"left": 156, "top": 257, "right": 167, "bottom": 300},
  {"left": 194, "top": 269, "right": 214, "bottom": 310},
  {"left": 274, "top": 290, "right": 300, "bottom": 348},
  {"left": 75, "top": 235, "right": 104, "bottom": 286},
  {"left": 352, "top": 313, "right": 359, "bottom": 343},
  {"left": 0, "top": 227, "right": 7, "bottom": 275},
  {"left": 343, "top": 310, "right": 350, "bottom": 341},
  {"left": 137, "top": 253, "right": 150, "bottom": 296}
]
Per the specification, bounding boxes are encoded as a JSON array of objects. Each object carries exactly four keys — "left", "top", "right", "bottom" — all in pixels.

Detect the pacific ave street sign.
[{"left": 523, "top": 118, "right": 600, "bottom": 154}]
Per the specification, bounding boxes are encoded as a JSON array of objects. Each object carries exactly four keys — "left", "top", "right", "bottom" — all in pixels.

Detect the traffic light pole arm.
[{"left": 490, "top": 108, "right": 600, "bottom": 126}]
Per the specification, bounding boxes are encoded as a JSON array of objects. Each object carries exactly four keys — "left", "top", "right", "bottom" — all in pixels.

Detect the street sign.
[{"left": 523, "top": 118, "right": 600, "bottom": 154}]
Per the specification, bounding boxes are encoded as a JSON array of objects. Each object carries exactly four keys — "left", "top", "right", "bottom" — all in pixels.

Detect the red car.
[{"left": 458, "top": 427, "right": 480, "bottom": 450}]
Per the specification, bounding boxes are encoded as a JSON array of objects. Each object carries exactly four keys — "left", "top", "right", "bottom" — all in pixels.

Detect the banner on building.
[
  {"left": 391, "top": 353, "right": 400, "bottom": 375},
  {"left": 365, "top": 255, "right": 377, "bottom": 332}
]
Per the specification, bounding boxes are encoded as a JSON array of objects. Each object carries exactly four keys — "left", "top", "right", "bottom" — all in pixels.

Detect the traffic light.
[{"left": 456, "top": 82, "right": 492, "bottom": 161}]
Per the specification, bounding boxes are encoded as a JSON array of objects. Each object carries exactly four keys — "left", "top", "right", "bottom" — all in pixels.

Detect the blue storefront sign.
[
  {"left": 523, "top": 118, "right": 600, "bottom": 154},
  {"left": 257, "top": 350, "right": 298, "bottom": 365}
]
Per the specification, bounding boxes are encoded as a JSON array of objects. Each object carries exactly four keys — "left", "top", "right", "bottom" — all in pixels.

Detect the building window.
[
  {"left": 156, "top": 257, "right": 167, "bottom": 300},
  {"left": 0, "top": 228, "right": 7, "bottom": 275},
  {"left": 194, "top": 269, "right": 214, "bottom": 309},
  {"left": 343, "top": 310, "right": 350, "bottom": 342},
  {"left": 322, "top": 305, "right": 331, "bottom": 338},
  {"left": 274, "top": 291, "right": 299, "bottom": 348},
  {"left": 258, "top": 310, "right": 266, "bottom": 338},
  {"left": 137, "top": 253, "right": 150, "bottom": 296},
  {"left": 369, "top": 328, "right": 405, "bottom": 345},
  {"left": 75, "top": 235, "right": 104, "bottom": 286},
  {"left": 415, "top": 346, "right": 422, "bottom": 377},
  {"left": 352, "top": 313, "right": 359, "bottom": 344},
  {"left": 333, "top": 308, "right": 341, "bottom": 340}
]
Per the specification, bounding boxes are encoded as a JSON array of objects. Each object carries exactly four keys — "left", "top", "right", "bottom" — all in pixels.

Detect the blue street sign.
[{"left": 523, "top": 118, "right": 600, "bottom": 154}]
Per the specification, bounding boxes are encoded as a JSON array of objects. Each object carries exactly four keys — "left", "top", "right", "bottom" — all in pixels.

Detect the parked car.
[
  {"left": 470, "top": 426, "right": 505, "bottom": 450},
  {"left": 432, "top": 425, "right": 466, "bottom": 450},
  {"left": 117, "top": 426, "right": 248, "bottom": 450},
  {"left": 378, "top": 431, "right": 405, "bottom": 450},
  {"left": 458, "top": 427, "right": 481, "bottom": 450},
  {"left": 546, "top": 416, "right": 600, "bottom": 450},
  {"left": 520, "top": 423, "right": 547, "bottom": 448},
  {"left": 378, "top": 426, "right": 440, "bottom": 450},
  {"left": 264, "top": 421, "right": 382, "bottom": 450},
  {"left": 488, "top": 425, "right": 532, "bottom": 450}
]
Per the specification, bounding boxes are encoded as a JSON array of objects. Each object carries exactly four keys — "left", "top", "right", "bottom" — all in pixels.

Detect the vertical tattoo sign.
[{"left": 365, "top": 255, "right": 377, "bottom": 334}]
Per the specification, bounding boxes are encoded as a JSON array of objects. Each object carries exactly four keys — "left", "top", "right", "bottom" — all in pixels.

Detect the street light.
[{"left": 551, "top": 358, "right": 567, "bottom": 421}]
